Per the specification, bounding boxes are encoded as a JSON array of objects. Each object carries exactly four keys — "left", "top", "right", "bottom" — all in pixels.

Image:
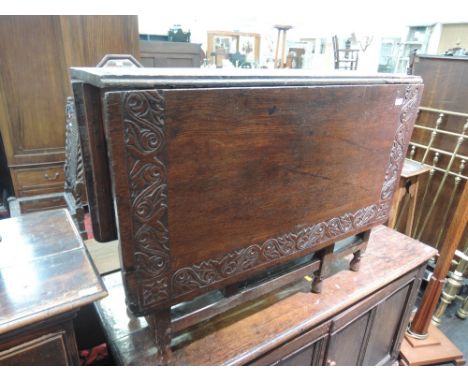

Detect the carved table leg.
[
  {"left": 312, "top": 244, "right": 335, "bottom": 294},
  {"left": 350, "top": 230, "right": 371, "bottom": 272},
  {"left": 146, "top": 308, "right": 173, "bottom": 364}
]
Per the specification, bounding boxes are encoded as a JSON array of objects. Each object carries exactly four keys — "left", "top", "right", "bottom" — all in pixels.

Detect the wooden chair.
[
  {"left": 332, "top": 35, "right": 359, "bottom": 70},
  {"left": 8, "top": 97, "right": 88, "bottom": 239}
]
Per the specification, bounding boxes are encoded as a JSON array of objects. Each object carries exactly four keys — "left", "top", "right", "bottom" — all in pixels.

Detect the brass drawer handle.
[{"left": 44, "top": 172, "right": 60, "bottom": 181}]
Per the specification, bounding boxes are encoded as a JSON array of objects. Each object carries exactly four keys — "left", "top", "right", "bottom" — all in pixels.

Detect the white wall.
[{"left": 137, "top": 0, "right": 468, "bottom": 72}]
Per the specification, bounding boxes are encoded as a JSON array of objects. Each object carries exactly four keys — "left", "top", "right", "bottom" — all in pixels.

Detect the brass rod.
[
  {"left": 409, "top": 141, "right": 468, "bottom": 162},
  {"left": 435, "top": 160, "right": 465, "bottom": 248},
  {"left": 414, "top": 124, "right": 468, "bottom": 138},
  {"left": 421, "top": 113, "right": 443, "bottom": 164},
  {"left": 414, "top": 152, "right": 440, "bottom": 236},
  {"left": 419, "top": 106, "right": 468, "bottom": 118},
  {"left": 410, "top": 145, "right": 416, "bottom": 160},
  {"left": 416, "top": 120, "right": 468, "bottom": 240}
]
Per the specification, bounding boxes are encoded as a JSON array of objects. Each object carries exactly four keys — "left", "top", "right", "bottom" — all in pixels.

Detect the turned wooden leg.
[
  {"left": 146, "top": 308, "right": 173, "bottom": 364},
  {"left": 350, "top": 250, "right": 362, "bottom": 272},
  {"left": 350, "top": 230, "right": 371, "bottom": 272},
  {"left": 311, "top": 244, "right": 334, "bottom": 294}
]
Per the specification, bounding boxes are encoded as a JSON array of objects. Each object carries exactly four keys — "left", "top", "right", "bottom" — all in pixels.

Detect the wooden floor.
[{"left": 84, "top": 239, "right": 120, "bottom": 275}]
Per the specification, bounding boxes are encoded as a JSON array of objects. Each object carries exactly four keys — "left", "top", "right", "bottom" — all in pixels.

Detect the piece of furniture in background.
[
  {"left": 274, "top": 25, "right": 293, "bottom": 68},
  {"left": 400, "top": 180, "right": 467, "bottom": 366},
  {"left": 332, "top": 35, "right": 359, "bottom": 70},
  {"left": 139, "top": 40, "right": 203, "bottom": 68},
  {"left": 0, "top": 15, "right": 139, "bottom": 203},
  {"left": 72, "top": 69, "right": 422, "bottom": 361},
  {"left": 0, "top": 209, "right": 107, "bottom": 365},
  {"left": 94, "top": 226, "right": 435, "bottom": 365},
  {"left": 206, "top": 30, "right": 261, "bottom": 68},
  {"left": 406, "top": 55, "right": 467, "bottom": 251},
  {"left": 388, "top": 159, "right": 430, "bottom": 237},
  {"left": 8, "top": 98, "right": 88, "bottom": 239}
]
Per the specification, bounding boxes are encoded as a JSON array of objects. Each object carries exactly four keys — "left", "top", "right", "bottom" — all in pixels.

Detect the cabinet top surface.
[
  {"left": 95, "top": 225, "right": 436, "bottom": 365},
  {"left": 70, "top": 67, "right": 422, "bottom": 88},
  {"left": 0, "top": 209, "right": 107, "bottom": 335}
]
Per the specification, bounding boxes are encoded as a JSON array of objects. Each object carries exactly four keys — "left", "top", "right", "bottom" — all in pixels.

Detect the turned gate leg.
[
  {"left": 350, "top": 230, "right": 371, "bottom": 272},
  {"left": 311, "top": 244, "right": 335, "bottom": 294},
  {"left": 146, "top": 308, "right": 173, "bottom": 363}
]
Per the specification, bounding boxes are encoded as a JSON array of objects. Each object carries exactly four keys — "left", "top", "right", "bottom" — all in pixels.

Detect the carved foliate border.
[
  {"left": 119, "top": 84, "right": 421, "bottom": 309},
  {"left": 121, "top": 90, "right": 171, "bottom": 308}
]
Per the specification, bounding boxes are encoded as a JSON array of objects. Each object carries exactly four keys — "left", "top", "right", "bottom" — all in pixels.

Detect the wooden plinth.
[{"left": 400, "top": 323, "right": 465, "bottom": 366}]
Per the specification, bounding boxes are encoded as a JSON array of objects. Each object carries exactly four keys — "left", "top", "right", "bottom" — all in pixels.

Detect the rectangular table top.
[{"left": 0, "top": 209, "right": 107, "bottom": 335}]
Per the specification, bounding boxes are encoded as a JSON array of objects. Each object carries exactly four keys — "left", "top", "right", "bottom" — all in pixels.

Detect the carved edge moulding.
[{"left": 103, "top": 84, "right": 422, "bottom": 315}]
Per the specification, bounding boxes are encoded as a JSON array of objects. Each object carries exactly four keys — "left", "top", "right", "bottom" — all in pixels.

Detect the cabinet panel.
[
  {"left": 362, "top": 284, "right": 410, "bottom": 365},
  {"left": 0, "top": 16, "right": 68, "bottom": 166},
  {"left": 326, "top": 312, "right": 371, "bottom": 366},
  {"left": 249, "top": 322, "right": 330, "bottom": 366},
  {"left": 0, "top": 332, "right": 69, "bottom": 366}
]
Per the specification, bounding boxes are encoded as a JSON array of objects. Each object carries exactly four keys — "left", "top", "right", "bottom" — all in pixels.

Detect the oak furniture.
[
  {"left": 407, "top": 54, "right": 468, "bottom": 250},
  {"left": 140, "top": 40, "right": 203, "bottom": 68},
  {"left": 0, "top": 209, "right": 107, "bottom": 365},
  {"left": 71, "top": 68, "right": 422, "bottom": 360},
  {"left": 388, "top": 158, "right": 430, "bottom": 236},
  {"left": 8, "top": 98, "right": 88, "bottom": 239},
  {"left": 0, "top": 15, "right": 139, "bottom": 202},
  {"left": 94, "top": 226, "right": 435, "bottom": 365}
]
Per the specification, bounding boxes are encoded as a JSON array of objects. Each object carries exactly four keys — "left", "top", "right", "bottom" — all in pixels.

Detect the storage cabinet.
[
  {"left": 94, "top": 226, "right": 436, "bottom": 366},
  {"left": 0, "top": 16, "right": 139, "bottom": 199}
]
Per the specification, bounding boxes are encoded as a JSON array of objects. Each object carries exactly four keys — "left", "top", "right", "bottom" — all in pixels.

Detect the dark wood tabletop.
[{"left": 0, "top": 209, "right": 107, "bottom": 335}]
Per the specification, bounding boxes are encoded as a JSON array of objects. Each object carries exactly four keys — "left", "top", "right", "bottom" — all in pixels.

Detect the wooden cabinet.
[
  {"left": 94, "top": 226, "right": 436, "bottom": 365},
  {"left": 0, "top": 209, "right": 108, "bottom": 365},
  {"left": 0, "top": 16, "right": 139, "bottom": 198},
  {"left": 139, "top": 40, "right": 203, "bottom": 67}
]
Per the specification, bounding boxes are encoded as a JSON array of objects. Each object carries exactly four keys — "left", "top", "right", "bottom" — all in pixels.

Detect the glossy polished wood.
[
  {"left": 94, "top": 225, "right": 436, "bottom": 365},
  {"left": 0, "top": 209, "right": 107, "bottom": 365},
  {"left": 72, "top": 69, "right": 423, "bottom": 320}
]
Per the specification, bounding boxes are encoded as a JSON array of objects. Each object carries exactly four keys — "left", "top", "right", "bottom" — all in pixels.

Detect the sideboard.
[{"left": 94, "top": 225, "right": 436, "bottom": 365}]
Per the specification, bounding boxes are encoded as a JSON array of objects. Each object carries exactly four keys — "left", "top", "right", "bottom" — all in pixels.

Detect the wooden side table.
[
  {"left": 388, "top": 159, "right": 431, "bottom": 237},
  {"left": 0, "top": 209, "right": 107, "bottom": 365}
]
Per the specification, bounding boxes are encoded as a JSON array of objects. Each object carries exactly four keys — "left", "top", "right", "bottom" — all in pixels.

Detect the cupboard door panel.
[
  {"left": 326, "top": 312, "right": 371, "bottom": 366},
  {"left": 362, "top": 284, "right": 411, "bottom": 365}
]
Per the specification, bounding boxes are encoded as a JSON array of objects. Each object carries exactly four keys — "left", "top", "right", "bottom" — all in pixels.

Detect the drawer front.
[
  {"left": 11, "top": 164, "right": 64, "bottom": 196},
  {"left": 0, "top": 332, "right": 70, "bottom": 366}
]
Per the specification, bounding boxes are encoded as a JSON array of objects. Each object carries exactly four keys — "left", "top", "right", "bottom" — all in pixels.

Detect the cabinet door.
[
  {"left": 325, "top": 311, "right": 373, "bottom": 366},
  {"left": 325, "top": 269, "right": 421, "bottom": 366},
  {"left": 249, "top": 322, "right": 330, "bottom": 366},
  {"left": 362, "top": 284, "right": 411, "bottom": 365}
]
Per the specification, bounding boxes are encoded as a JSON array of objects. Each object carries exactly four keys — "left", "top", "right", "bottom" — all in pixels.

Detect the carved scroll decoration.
[
  {"left": 122, "top": 91, "right": 171, "bottom": 307},
  {"left": 119, "top": 84, "right": 420, "bottom": 307}
]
